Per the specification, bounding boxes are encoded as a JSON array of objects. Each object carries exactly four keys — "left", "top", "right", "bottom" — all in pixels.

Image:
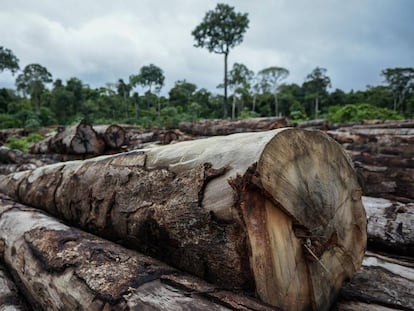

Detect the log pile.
[
  {"left": 327, "top": 120, "right": 414, "bottom": 202},
  {"left": 0, "top": 118, "right": 413, "bottom": 310},
  {"left": 0, "top": 128, "right": 367, "bottom": 311}
]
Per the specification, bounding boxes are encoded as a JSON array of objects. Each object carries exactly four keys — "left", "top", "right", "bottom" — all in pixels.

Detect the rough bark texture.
[
  {"left": 0, "top": 195, "right": 275, "bottom": 311},
  {"left": 30, "top": 120, "right": 105, "bottom": 155},
  {"left": 339, "top": 251, "right": 414, "bottom": 310},
  {"left": 178, "top": 117, "right": 289, "bottom": 136},
  {"left": 0, "top": 264, "right": 29, "bottom": 310},
  {"left": 363, "top": 196, "right": 414, "bottom": 256},
  {"left": 0, "top": 128, "right": 367, "bottom": 311},
  {"left": 94, "top": 124, "right": 127, "bottom": 149}
]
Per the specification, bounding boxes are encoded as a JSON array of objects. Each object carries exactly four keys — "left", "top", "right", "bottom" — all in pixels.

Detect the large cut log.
[
  {"left": 0, "top": 196, "right": 274, "bottom": 311},
  {"left": 0, "top": 264, "right": 29, "bottom": 310},
  {"left": 0, "top": 128, "right": 367, "bottom": 311},
  {"left": 30, "top": 120, "right": 105, "bottom": 155},
  {"left": 363, "top": 196, "right": 414, "bottom": 256},
  {"left": 178, "top": 117, "right": 289, "bottom": 136},
  {"left": 339, "top": 251, "right": 414, "bottom": 310},
  {"left": 94, "top": 124, "right": 127, "bottom": 149}
]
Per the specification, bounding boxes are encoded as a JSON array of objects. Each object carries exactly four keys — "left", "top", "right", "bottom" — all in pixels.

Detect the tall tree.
[
  {"left": 0, "top": 47, "right": 19, "bottom": 74},
  {"left": 130, "top": 64, "right": 164, "bottom": 113},
  {"left": 117, "top": 78, "right": 132, "bottom": 118},
  {"left": 381, "top": 67, "right": 414, "bottom": 113},
  {"left": 304, "top": 67, "right": 331, "bottom": 119},
  {"left": 257, "top": 67, "right": 289, "bottom": 116},
  {"left": 192, "top": 3, "right": 249, "bottom": 119},
  {"left": 15, "top": 64, "right": 52, "bottom": 113},
  {"left": 228, "top": 63, "right": 254, "bottom": 119}
]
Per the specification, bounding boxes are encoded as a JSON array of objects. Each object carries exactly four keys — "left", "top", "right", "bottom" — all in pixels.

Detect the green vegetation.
[
  {"left": 0, "top": 4, "right": 413, "bottom": 129},
  {"left": 5, "top": 133, "right": 44, "bottom": 152},
  {"left": 328, "top": 104, "right": 403, "bottom": 123}
]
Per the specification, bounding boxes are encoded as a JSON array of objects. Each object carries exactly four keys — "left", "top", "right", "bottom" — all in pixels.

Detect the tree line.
[{"left": 0, "top": 3, "right": 413, "bottom": 130}]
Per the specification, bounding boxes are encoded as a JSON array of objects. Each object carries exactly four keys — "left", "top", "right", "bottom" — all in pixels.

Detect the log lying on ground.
[
  {"left": 178, "top": 117, "right": 289, "bottom": 136},
  {"left": 0, "top": 196, "right": 274, "bottom": 311},
  {"left": 0, "top": 128, "right": 367, "bottom": 311},
  {"left": 30, "top": 120, "right": 105, "bottom": 155},
  {"left": 0, "top": 263, "right": 29, "bottom": 310},
  {"left": 94, "top": 124, "right": 127, "bottom": 149},
  {"left": 363, "top": 196, "right": 414, "bottom": 256},
  {"left": 338, "top": 251, "right": 414, "bottom": 310}
]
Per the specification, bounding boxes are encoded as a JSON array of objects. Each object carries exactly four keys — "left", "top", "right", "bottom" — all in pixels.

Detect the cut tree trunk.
[
  {"left": 0, "top": 195, "right": 275, "bottom": 311},
  {"left": 30, "top": 120, "right": 105, "bottom": 155},
  {"left": 338, "top": 251, "right": 414, "bottom": 310},
  {"left": 363, "top": 196, "right": 414, "bottom": 256},
  {"left": 178, "top": 117, "right": 289, "bottom": 136},
  {"left": 0, "top": 128, "right": 367, "bottom": 311},
  {"left": 0, "top": 264, "right": 29, "bottom": 310},
  {"left": 94, "top": 124, "right": 127, "bottom": 149}
]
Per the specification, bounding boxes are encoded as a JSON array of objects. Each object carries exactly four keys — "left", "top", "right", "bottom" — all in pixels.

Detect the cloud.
[{"left": 1, "top": 0, "right": 413, "bottom": 94}]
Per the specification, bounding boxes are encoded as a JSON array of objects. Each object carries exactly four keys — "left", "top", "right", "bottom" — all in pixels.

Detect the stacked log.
[
  {"left": 0, "top": 128, "right": 367, "bottom": 311},
  {"left": 178, "top": 117, "right": 289, "bottom": 136},
  {"left": 0, "top": 264, "right": 29, "bottom": 310},
  {"left": 327, "top": 122, "right": 414, "bottom": 202},
  {"left": 94, "top": 124, "right": 127, "bottom": 149},
  {"left": 0, "top": 195, "right": 274, "bottom": 311}
]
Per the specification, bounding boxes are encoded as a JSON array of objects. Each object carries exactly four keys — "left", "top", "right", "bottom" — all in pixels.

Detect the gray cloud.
[{"left": 0, "top": 0, "right": 413, "bottom": 94}]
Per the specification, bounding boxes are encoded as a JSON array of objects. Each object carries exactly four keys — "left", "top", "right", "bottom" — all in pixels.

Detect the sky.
[{"left": 1, "top": 0, "right": 413, "bottom": 95}]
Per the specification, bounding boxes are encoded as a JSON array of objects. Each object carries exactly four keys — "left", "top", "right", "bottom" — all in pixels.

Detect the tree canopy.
[
  {"left": 0, "top": 47, "right": 20, "bottom": 74},
  {"left": 192, "top": 3, "right": 249, "bottom": 118}
]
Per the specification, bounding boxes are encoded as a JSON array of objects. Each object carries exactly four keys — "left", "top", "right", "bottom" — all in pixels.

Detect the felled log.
[
  {"left": 178, "top": 117, "right": 289, "bottom": 136},
  {"left": 0, "top": 196, "right": 274, "bottom": 311},
  {"left": 94, "top": 124, "right": 127, "bottom": 149},
  {"left": 363, "top": 196, "right": 414, "bottom": 256},
  {"left": 0, "top": 128, "right": 367, "bottom": 311},
  {"left": 0, "top": 264, "right": 29, "bottom": 310},
  {"left": 339, "top": 251, "right": 414, "bottom": 310},
  {"left": 296, "top": 119, "right": 329, "bottom": 130},
  {"left": 30, "top": 120, "right": 105, "bottom": 155},
  {"left": 354, "top": 163, "right": 414, "bottom": 202},
  {"left": 0, "top": 128, "right": 30, "bottom": 144}
]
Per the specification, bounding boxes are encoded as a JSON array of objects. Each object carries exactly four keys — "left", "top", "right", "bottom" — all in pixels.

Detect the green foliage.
[
  {"left": 6, "top": 137, "right": 29, "bottom": 151},
  {"left": 5, "top": 133, "right": 44, "bottom": 152},
  {"left": 328, "top": 103, "right": 403, "bottom": 123},
  {"left": 0, "top": 113, "right": 21, "bottom": 128},
  {"left": 0, "top": 46, "right": 19, "bottom": 74},
  {"left": 239, "top": 108, "right": 259, "bottom": 119}
]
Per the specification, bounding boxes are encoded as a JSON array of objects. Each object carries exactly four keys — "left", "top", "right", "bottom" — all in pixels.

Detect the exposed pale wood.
[
  {"left": 178, "top": 117, "right": 289, "bottom": 136},
  {"left": 0, "top": 264, "right": 29, "bottom": 310},
  {"left": 0, "top": 129, "right": 366, "bottom": 311},
  {"left": 0, "top": 195, "right": 275, "bottom": 311},
  {"left": 339, "top": 252, "right": 414, "bottom": 310},
  {"left": 94, "top": 124, "right": 126, "bottom": 149},
  {"left": 363, "top": 196, "right": 414, "bottom": 256}
]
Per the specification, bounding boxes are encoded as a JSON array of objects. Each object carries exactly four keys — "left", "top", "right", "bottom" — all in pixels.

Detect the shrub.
[{"left": 328, "top": 103, "right": 403, "bottom": 123}]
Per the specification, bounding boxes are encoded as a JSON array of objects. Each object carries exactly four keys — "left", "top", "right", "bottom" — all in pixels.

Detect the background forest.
[{"left": 1, "top": 3, "right": 413, "bottom": 130}]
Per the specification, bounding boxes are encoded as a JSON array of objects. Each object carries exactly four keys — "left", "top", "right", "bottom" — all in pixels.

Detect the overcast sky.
[{"left": 1, "top": 0, "right": 413, "bottom": 95}]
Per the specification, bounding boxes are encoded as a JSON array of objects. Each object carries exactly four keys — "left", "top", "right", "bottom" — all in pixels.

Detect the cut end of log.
[{"left": 231, "top": 129, "right": 367, "bottom": 310}]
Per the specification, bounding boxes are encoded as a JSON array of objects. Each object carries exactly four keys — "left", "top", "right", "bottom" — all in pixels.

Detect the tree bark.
[
  {"left": 94, "top": 124, "right": 127, "bottom": 149},
  {"left": 0, "top": 128, "right": 367, "bottom": 311},
  {"left": 339, "top": 251, "right": 414, "bottom": 310},
  {"left": 0, "top": 195, "right": 275, "bottom": 311},
  {"left": 0, "top": 264, "right": 29, "bottom": 310},
  {"left": 363, "top": 196, "right": 414, "bottom": 256},
  {"left": 179, "top": 117, "right": 289, "bottom": 136}
]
